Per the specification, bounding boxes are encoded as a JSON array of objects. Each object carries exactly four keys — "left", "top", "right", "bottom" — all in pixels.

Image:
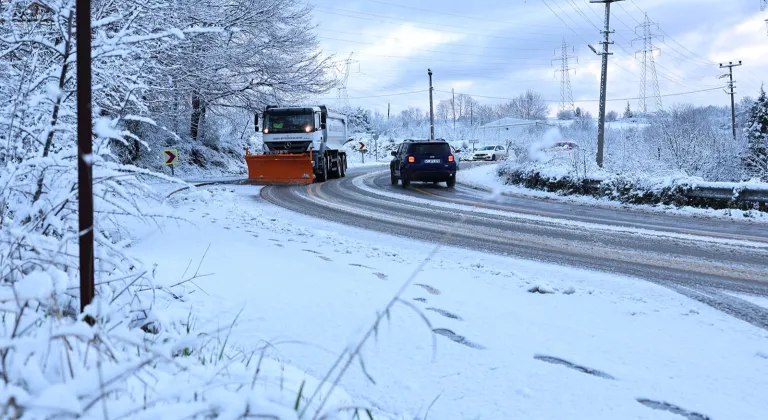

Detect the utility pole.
[
  {"left": 589, "top": 0, "right": 623, "bottom": 168},
  {"left": 762, "top": 0, "right": 768, "bottom": 35},
  {"left": 76, "top": 0, "right": 95, "bottom": 322},
  {"left": 428, "top": 69, "right": 435, "bottom": 140},
  {"left": 552, "top": 38, "right": 577, "bottom": 113},
  {"left": 452, "top": 88, "right": 456, "bottom": 132},
  {"left": 633, "top": 13, "right": 663, "bottom": 113},
  {"left": 387, "top": 103, "right": 390, "bottom": 119},
  {"left": 719, "top": 60, "right": 742, "bottom": 140}
]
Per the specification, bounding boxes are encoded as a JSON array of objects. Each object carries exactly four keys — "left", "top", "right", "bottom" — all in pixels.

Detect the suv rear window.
[{"left": 409, "top": 143, "right": 451, "bottom": 155}]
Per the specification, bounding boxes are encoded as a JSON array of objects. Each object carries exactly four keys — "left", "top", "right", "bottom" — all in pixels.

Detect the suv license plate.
[{"left": 424, "top": 159, "right": 441, "bottom": 163}]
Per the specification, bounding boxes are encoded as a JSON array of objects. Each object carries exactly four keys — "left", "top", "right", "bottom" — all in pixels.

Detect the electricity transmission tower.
[
  {"left": 632, "top": 13, "right": 663, "bottom": 114},
  {"left": 333, "top": 52, "right": 359, "bottom": 109},
  {"left": 552, "top": 39, "right": 577, "bottom": 113},
  {"left": 589, "top": 0, "right": 623, "bottom": 168}
]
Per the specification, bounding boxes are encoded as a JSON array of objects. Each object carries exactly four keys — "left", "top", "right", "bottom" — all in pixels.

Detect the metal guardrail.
[
  {"left": 685, "top": 186, "right": 768, "bottom": 203},
  {"left": 578, "top": 178, "right": 768, "bottom": 204}
]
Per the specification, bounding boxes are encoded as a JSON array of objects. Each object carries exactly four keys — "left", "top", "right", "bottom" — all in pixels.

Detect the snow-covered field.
[
  {"left": 459, "top": 163, "right": 768, "bottom": 223},
  {"left": 126, "top": 181, "right": 768, "bottom": 419}
]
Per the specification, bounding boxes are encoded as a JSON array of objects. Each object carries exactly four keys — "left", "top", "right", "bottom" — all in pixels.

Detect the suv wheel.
[
  {"left": 390, "top": 170, "right": 397, "bottom": 185},
  {"left": 446, "top": 177, "right": 456, "bottom": 188},
  {"left": 401, "top": 171, "right": 410, "bottom": 188},
  {"left": 491, "top": 154, "right": 497, "bottom": 161}
]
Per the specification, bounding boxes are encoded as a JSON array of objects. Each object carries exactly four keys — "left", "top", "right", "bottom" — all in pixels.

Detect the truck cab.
[{"left": 247, "top": 105, "right": 347, "bottom": 184}]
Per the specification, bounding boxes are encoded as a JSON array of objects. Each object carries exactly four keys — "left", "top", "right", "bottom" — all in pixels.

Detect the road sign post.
[
  {"left": 163, "top": 148, "right": 179, "bottom": 176},
  {"left": 372, "top": 133, "right": 379, "bottom": 161},
  {"left": 355, "top": 141, "right": 367, "bottom": 164},
  {"left": 469, "top": 139, "right": 479, "bottom": 152}
]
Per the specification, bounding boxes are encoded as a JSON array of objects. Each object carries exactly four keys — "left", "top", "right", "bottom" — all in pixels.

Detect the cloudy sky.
[{"left": 307, "top": 0, "right": 768, "bottom": 118}]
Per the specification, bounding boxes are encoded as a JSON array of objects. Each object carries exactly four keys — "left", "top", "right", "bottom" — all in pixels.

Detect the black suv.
[{"left": 390, "top": 139, "right": 457, "bottom": 188}]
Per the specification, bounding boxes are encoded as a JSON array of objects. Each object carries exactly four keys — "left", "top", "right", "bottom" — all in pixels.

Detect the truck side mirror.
[
  {"left": 320, "top": 122, "right": 326, "bottom": 129},
  {"left": 254, "top": 113, "right": 260, "bottom": 132}
]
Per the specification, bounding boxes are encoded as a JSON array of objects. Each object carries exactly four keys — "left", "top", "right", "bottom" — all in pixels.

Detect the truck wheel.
[
  {"left": 339, "top": 155, "right": 346, "bottom": 177},
  {"left": 316, "top": 156, "right": 328, "bottom": 182}
]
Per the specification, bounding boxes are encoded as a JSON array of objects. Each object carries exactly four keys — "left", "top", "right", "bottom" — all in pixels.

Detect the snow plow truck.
[{"left": 244, "top": 105, "right": 348, "bottom": 184}]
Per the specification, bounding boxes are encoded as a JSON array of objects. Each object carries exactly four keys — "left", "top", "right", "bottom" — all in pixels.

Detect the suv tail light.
[
  {"left": 408, "top": 156, "right": 415, "bottom": 163},
  {"left": 448, "top": 155, "right": 454, "bottom": 162}
]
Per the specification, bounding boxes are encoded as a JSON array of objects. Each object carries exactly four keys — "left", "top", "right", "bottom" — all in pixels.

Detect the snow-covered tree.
[
  {"left": 496, "top": 90, "right": 549, "bottom": 120},
  {"left": 624, "top": 101, "right": 634, "bottom": 119},
  {"left": 743, "top": 86, "right": 768, "bottom": 180}
]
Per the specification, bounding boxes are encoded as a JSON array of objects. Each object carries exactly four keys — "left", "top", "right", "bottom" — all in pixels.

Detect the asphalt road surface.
[{"left": 260, "top": 164, "right": 768, "bottom": 330}]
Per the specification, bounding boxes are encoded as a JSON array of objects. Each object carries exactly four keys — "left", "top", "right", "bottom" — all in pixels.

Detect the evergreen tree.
[
  {"left": 743, "top": 86, "right": 768, "bottom": 180},
  {"left": 624, "top": 101, "right": 634, "bottom": 118}
]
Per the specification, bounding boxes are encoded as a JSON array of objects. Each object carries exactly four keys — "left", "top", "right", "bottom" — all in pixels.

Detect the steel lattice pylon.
[
  {"left": 633, "top": 13, "right": 663, "bottom": 114},
  {"left": 552, "top": 39, "right": 577, "bottom": 113}
]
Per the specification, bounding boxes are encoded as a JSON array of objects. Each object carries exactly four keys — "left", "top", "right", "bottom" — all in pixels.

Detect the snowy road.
[{"left": 261, "top": 166, "right": 768, "bottom": 330}]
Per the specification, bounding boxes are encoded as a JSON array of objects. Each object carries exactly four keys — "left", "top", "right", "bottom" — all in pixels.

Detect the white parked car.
[{"left": 468, "top": 145, "right": 507, "bottom": 161}]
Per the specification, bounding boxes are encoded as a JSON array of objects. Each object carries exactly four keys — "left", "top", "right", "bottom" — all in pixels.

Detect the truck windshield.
[{"left": 264, "top": 112, "right": 314, "bottom": 133}]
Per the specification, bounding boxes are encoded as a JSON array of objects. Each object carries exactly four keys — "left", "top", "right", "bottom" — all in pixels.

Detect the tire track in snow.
[{"left": 259, "top": 171, "right": 768, "bottom": 330}]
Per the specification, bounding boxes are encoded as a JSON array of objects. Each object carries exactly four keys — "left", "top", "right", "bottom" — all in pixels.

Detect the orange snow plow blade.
[{"left": 244, "top": 152, "right": 315, "bottom": 184}]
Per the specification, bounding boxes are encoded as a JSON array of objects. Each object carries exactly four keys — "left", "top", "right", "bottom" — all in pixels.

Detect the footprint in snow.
[
  {"left": 349, "top": 263, "right": 374, "bottom": 269},
  {"left": 273, "top": 243, "right": 284, "bottom": 248},
  {"left": 426, "top": 307, "right": 463, "bottom": 321},
  {"left": 533, "top": 355, "right": 615, "bottom": 380},
  {"left": 413, "top": 297, "right": 427, "bottom": 303},
  {"left": 373, "top": 272, "right": 388, "bottom": 280},
  {"left": 317, "top": 256, "right": 332, "bottom": 262},
  {"left": 636, "top": 399, "right": 710, "bottom": 420},
  {"left": 414, "top": 284, "right": 440, "bottom": 295},
  {"left": 433, "top": 328, "right": 485, "bottom": 349},
  {"left": 302, "top": 249, "right": 321, "bottom": 254}
]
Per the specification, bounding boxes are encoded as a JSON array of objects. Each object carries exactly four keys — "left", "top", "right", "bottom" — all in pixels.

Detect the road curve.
[{"left": 261, "top": 165, "right": 768, "bottom": 330}]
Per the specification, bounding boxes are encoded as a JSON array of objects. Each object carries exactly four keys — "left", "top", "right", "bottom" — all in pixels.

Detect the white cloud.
[{"left": 359, "top": 24, "right": 464, "bottom": 58}]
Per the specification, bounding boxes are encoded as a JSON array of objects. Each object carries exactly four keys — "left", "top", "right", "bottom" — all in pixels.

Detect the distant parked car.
[
  {"left": 467, "top": 145, "right": 507, "bottom": 161},
  {"left": 542, "top": 141, "right": 579, "bottom": 153}
]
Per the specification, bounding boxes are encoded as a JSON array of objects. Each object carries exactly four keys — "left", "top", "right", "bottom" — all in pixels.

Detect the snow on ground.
[
  {"left": 124, "top": 181, "right": 768, "bottom": 419},
  {"left": 458, "top": 163, "right": 768, "bottom": 223}
]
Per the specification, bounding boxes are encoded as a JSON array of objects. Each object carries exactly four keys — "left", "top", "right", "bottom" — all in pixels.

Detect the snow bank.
[
  {"left": 129, "top": 182, "right": 768, "bottom": 420},
  {"left": 457, "top": 163, "right": 768, "bottom": 222},
  {"left": 492, "top": 159, "right": 768, "bottom": 214}
]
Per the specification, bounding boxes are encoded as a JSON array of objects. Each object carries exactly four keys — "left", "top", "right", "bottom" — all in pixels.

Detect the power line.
[
  {"left": 317, "top": 28, "right": 576, "bottom": 52},
  {"left": 314, "top": 8, "right": 575, "bottom": 43},
  {"left": 433, "top": 86, "right": 723, "bottom": 103},
  {"left": 353, "top": 0, "right": 616, "bottom": 30},
  {"left": 317, "top": 89, "right": 428, "bottom": 100},
  {"left": 317, "top": 36, "right": 562, "bottom": 60}
]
